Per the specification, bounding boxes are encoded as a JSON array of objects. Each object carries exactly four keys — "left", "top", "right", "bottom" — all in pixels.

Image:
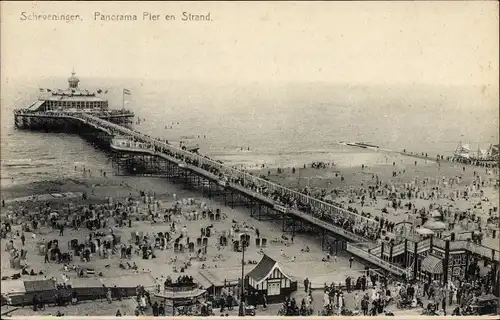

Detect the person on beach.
[
  {"left": 71, "top": 290, "right": 78, "bottom": 305},
  {"left": 304, "top": 278, "right": 309, "bottom": 292},
  {"left": 106, "top": 288, "right": 112, "bottom": 303}
]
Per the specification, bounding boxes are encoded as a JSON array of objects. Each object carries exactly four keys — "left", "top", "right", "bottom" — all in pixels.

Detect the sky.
[{"left": 1, "top": 1, "right": 499, "bottom": 87}]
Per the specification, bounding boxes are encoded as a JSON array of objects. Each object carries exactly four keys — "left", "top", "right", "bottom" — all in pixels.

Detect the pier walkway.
[{"left": 72, "top": 112, "right": 377, "bottom": 244}]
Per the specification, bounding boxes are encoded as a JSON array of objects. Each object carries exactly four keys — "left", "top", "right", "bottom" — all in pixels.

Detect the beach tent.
[
  {"left": 323, "top": 194, "right": 333, "bottom": 202},
  {"left": 415, "top": 228, "right": 434, "bottom": 236},
  {"left": 431, "top": 210, "right": 442, "bottom": 218},
  {"left": 423, "top": 219, "right": 447, "bottom": 231}
]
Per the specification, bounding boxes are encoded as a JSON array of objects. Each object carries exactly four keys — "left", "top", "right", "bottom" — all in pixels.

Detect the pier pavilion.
[{"left": 14, "top": 72, "right": 134, "bottom": 132}]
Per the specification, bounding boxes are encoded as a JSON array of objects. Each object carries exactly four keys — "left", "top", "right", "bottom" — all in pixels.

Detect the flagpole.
[{"left": 122, "top": 89, "right": 124, "bottom": 111}]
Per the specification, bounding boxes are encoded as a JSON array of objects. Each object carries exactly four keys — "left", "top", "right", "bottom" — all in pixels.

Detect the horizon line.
[{"left": 2, "top": 75, "right": 499, "bottom": 90}]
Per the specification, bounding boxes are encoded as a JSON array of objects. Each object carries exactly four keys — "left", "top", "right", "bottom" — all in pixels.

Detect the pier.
[{"left": 12, "top": 108, "right": 500, "bottom": 284}]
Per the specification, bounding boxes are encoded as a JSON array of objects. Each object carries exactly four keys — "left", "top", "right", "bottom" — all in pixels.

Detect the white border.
[{"left": 3, "top": 316, "right": 500, "bottom": 319}]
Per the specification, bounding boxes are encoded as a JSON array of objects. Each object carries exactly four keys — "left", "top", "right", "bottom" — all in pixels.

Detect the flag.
[
  {"left": 46, "top": 89, "right": 52, "bottom": 92},
  {"left": 39, "top": 88, "right": 44, "bottom": 92},
  {"left": 123, "top": 88, "right": 131, "bottom": 95},
  {"left": 104, "top": 90, "right": 108, "bottom": 94},
  {"left": 97, "top": 89, "right": 102, "bottom": 94}
]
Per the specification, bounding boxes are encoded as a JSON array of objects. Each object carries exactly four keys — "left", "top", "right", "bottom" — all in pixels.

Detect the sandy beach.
[
  {"left": 248, "top": 149, "right": 499, "bottom": 249},
  {"left": 2, "top": 152, "right": 498, "bottom": 316},
  {"left": 1, "top": 171, "right": 372, "bottom": 316}
]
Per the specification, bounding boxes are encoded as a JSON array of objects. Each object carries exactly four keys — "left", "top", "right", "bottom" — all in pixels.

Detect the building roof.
[
  {"left": 1, "top": 280, "right": 26, "bottom": 295},
  {"left": 198, "top": 267, "right": 242, "bottom": 287},
  {"left": 44, "top": 95, "right": 106, "bottom": 102},
  {"left": 27, "top": 100, "right": 46, "bottom": 111},
  {"left": 155, "top": 288, "right": 207, "bottom": 300},
  {"left": 195, "top": 272, "right": 215, "bottom": 290},
  {"left": 421, "top": 255, "right": 443, "bottom": 274},
  {"left": 247, "top": 254, "right": 277, "bottom": 284},
  {"left": 24, "top": 279, "right": 56, "bottom": 292}
]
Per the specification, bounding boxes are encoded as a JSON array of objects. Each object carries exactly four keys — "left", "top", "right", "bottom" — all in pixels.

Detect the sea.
[{"left": 1, "top": 76, "right": 498, "bottom": 188}]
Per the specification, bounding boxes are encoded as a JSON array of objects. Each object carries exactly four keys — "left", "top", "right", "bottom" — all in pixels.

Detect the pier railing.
[
  {"left": 111, "top": 139, "right": 372, "bottom": 244},
  {"left": 13, "top": 109, "right": 134, "bottom": 118},
  {"left": 367, "top": 236, "right": 499, "bottom": 262},
  {"left": 346, "top": 243, "right": 406, "bottom": 276}
]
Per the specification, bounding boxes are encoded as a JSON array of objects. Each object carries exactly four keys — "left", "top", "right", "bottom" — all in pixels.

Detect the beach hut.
[
  {"left": 246, "top": 254, "right": 297, "bottom": 303},
  {"left": 255, "top": 238, "right": 261, "bottom": 247},
  {"left": 261, "top": 238, "right": 267, "bottom": 247},
  {"left": 232, "top": 240, "right": 240, "bottom": 252}
]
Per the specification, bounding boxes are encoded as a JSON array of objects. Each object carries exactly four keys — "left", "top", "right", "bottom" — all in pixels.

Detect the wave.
[
  {"left": 209, "top": 148, "right": 344, "bottom": 157},
  {"left": 37, "top": 156, "right": 59, "bottom": 161},
  {"left": 1, "top": 158, "right": 33, "bottom": 164},
  {"left": 2, "top": 163, "right": 54, "bottom": 169}
]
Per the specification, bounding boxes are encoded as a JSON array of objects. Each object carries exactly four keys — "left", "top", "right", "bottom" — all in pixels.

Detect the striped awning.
[{"left": 421, "top": 255, "right": 443, "bottom": 274}]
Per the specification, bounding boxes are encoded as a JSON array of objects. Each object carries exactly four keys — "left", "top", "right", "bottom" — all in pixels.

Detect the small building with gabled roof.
[{"left": 246, "top": 254, "right": 297, "bottom": 303}]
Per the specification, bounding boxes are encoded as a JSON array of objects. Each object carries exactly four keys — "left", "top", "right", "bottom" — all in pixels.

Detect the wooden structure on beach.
[
  {"left": 154, "top": 282, "right": 207, "bottom": 315},
  {"left": 2, "top": 273, "right": 155, "bottom": 307},
  {"left": 452, "top": 142, "right": 499, "bottom": 166},
  {"left": 347, "top": 235, "right": 499, "bottom": 287},
  {"left": 246, "top": 254, "right": 297, "bottom": 303},
  {"left": 197, "top": 267, "right": 243, "bottom": 299}
]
